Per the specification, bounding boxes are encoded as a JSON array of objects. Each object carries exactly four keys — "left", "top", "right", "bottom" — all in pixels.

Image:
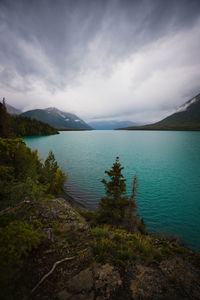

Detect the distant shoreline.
[
  {"left": 57, "top": 128, "right": 93, "bottom": 131},
  {"left": 116, "top": 127, "right": 200, "bottom": 131}
]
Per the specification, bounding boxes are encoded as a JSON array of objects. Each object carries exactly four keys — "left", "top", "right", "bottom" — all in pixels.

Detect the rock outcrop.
[
  {"left": 57, "top": 264, "right": 122, "bottom": 300},
  {"left": 11, "top": 198, "right": 200, "bottom": 300}
]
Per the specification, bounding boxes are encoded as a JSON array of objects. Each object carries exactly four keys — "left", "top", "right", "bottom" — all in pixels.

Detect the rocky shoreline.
[
  {"left": 59, "top": 189, "right": 87, "bottom": 209},
  {"left": 11, "top": 197, "right": 199, "bottom": 300}
]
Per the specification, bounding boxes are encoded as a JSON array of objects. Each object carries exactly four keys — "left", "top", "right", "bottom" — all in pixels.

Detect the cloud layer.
[{"left": 0, "top": 0, "right": 200, "bottom": 123}]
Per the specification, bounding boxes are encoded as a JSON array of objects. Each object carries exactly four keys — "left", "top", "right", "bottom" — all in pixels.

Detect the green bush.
[
  {"left": 91, "top": 229, "right": 165, "bottom": 268},
  {"left": 173, "top": 246, "right": 188, "bottom": 254},
  {"left": 91, "top": 227, "right": 110, "bottom": 238},
  {"left": 0, "top": 139, "right": 67, "bottom": 209},
  {"left": 92, "top": 237, "right": 117, "bottom": 263},
  {"left": 0, "top": 221, "right": 44, "bottom": 296},
  {"left": 78, "top": 209, "right": 99, "bottom": 227},
  {"left": 0, "top": 165, "right": 14, "bottom": 181}
]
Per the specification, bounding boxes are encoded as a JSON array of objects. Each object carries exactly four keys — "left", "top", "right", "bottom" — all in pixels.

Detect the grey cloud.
[
  {"left": 0, "top": 0, "right": 200, "bottom": 122},
  {"left": 1, "top": 0, "right": 200, "bottom": 88},
  {"left": 0, "top": 0, "right": 107, "bottom": 88}
]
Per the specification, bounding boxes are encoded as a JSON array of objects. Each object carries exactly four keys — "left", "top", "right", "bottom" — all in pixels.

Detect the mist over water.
[{"left": 24, "top": 130, "right": 200, "bottom": 251}]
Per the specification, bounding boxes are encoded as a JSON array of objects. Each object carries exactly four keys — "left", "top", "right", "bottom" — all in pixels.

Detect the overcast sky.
[{"left": 0, "top": 0, "right": 200, "bottom": 123}]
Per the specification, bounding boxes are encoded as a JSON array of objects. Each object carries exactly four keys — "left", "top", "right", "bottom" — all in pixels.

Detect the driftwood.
[
  {"left": 31, "top": 248, "right": 87, "bottom": 294},
  {"left": 31, "top": 256, "right": 75, "bottom": 294},
  {"left": 0, "top": 200, "right": 30, "bottom": 216}
]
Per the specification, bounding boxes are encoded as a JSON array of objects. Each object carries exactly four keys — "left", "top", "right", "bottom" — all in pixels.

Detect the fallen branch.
[
  {"left": 30, "top": 248, "right": 88, "bottom": 295},
  {"left": 31, "top": 256, "right": 75, "bottom": 294},
  {"left": 0, "top": 200, "right": 30, "bottom": 216}
]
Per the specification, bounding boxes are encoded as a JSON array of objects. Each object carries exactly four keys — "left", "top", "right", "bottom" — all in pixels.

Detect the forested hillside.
[
  {"left": 10, "top": 115, "right": 59, "bottom": 136},
  {"left": 0, "top": 99, "right": 58, "bottom": 137}
]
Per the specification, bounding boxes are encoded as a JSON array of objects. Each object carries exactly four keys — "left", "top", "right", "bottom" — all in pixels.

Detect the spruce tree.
[
  {"left": 0, "top": 98, "right": 10, "bottom": 138},
  {"left": 98, "top": 156, "right": 129, "bottom": 225}
]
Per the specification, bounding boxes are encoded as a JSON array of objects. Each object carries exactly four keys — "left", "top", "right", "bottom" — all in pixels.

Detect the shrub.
[
  {"left": 0, "top": 221, "right": 44, "bottom": 296},
  {"left": 0, "top": 139, "right": 67, "bottom": 209},
  {"left": 78, "top": 209, "right": 99, "bottom": 227},
  {"left": 91, "top": 227, "right": 110, "bottom": 238},
  {"left": 91, "top": 229, "right": 165, "bottom": 268}
]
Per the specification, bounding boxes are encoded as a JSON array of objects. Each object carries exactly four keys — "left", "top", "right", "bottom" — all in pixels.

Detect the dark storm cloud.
[
  {"left": 0, "top": 0, "right": 200, "bottom": 121},
  {"left": 1, "top": 0, "right": 199, "bottom": 86},
  {"left": 0, "top": 0, "right": 107, "bottom": 88}
]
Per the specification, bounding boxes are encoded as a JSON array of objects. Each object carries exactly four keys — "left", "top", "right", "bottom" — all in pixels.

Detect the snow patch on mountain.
[
  {"left": 45, "top": 107, "right": 58, "bottom": 113},
  {"left": 58, "top": 112, "right": 66, "bottom": 118},
  {"left": 176, "top": 96, "right": 198, "bottom": 113}
]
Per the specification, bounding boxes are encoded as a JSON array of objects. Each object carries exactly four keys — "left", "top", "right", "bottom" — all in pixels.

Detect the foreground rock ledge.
[{"left": 14, "top": 198, "right": 200, "bottom": 300}]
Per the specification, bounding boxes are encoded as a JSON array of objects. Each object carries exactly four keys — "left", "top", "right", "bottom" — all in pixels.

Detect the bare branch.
[
  {"left": 31, "top": 256, "right": 75, "bottom": 294},
  {"left": 0, "top": 200, "right": 30, "bottom": 216},
  {"left": 31, "top": 249, "right": 88, "bottom": 295}
]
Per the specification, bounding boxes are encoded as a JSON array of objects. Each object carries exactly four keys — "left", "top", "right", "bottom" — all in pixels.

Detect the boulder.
[
  {"left": 94, "top": 264, "right": 122, "bottom": 299},
  {"left": 66, "top": 268, "right": 94, "bottom": 293}
]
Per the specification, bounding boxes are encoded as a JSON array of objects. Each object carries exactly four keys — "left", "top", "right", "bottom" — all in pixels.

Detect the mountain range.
[
  {"left": 118, "top": 93, "right": 200, "bottom": 130},
  {"left": 5, "top": 104, "right": 92, "bottom": 130},
  {"left": 20, "top": 107, "right": 92, "bottom": 130},
  {"left": 88, "top": 120, "right": 140, "bottom": 130},
  {"left": 5, "top": 92, "right": 200, "bottom": 131}
]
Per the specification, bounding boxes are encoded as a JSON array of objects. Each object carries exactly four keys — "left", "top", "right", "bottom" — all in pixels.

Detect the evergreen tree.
[
  {"left": 0, "top": 98, "right": 10, "bottom": 138},
  {"left": 41, "top": 151, "right": 67, "bottom": 194},
  {"left": 98, "top": 157, "right": 144, "bottom": 232},
  {"left": 98, "top": 156, "right": 129, "bottom": 225},
  {"left": 9, "top": 115, "right": 58, "bottom": 137}
]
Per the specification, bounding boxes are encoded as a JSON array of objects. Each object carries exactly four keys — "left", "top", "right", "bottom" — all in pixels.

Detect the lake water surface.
[{"left": 24, "top": 130, "right": 200, "bottom": 251}]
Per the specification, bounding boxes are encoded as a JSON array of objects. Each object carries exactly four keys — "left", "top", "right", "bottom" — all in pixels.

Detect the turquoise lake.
[{"left": 24, "top": 131, "right": 200, "bottom": 252}]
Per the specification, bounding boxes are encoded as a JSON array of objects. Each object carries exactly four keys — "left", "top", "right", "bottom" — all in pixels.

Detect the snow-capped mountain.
[
  {"left": 118, "top": 93, "right": 200, "bottom": 130},
  {"left": 175, "top": 94, "right": 200, "bottom": 113},
  {"left": 21, "top": 107, "right": 92, "bottom": 130},
  {"left": 157, "top": 93, "right": 200, "bottom": 125}
]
